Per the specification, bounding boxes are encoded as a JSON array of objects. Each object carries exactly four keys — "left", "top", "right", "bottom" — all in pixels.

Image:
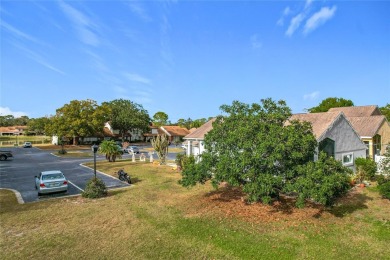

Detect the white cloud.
[
  {"left": 127, "top": 2, "right": 152, "bottom": 22},
  {"left": 285, "top": 13, "right": 305, "bottom": 37},
  {"left": 277, "top": 6, "right": 291, "bottom": 26},
  {"left": 305, "top": 0, "right": 313, "bottom": 9},
  {"left": 0, "top": 107, "right": 28, "bottom": 117},
  {"left": 124, "top": 73, "right": 152, "bottom": 85},
  {"left": 250, "top": 34, "right": 262, "bottom": 49},
  {"left": 1, "top": 20, "right": 47, "bottom": 46},
  {"left": 303, "top": 91, "right": 320, "bottom": 100},
  {"left": 304, "top": 6, "right": 337, "bottom": 35},
  {"left": 12, "top": 42, "right": 65, "bottom": 75},
  {"left": 284, "top": 6, "right": 292, "bottom": 16},
  {"left": 58, "top": 1, "right": 100, "bottom": 46}
]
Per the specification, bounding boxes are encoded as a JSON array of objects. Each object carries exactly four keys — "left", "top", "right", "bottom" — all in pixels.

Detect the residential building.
[
  {"left": 159, "top": 125, "right": 190, "bottom": 143},
  {"left": 328, "top": 106, "right": 390, "bottom": 159},
  {"left": 183, "top": 118, "right": 215, "bottom": 156},
  {"left": 0, "top": 126, "right": 28, "bottom": 136},
  {"left": 288, "top": 112, "right": 367, "bottom": 170}
]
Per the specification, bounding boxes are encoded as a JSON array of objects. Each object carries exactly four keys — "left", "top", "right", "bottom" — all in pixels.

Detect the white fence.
[{"left": 375, "top": 155, "right": 386, "bottom": 173}]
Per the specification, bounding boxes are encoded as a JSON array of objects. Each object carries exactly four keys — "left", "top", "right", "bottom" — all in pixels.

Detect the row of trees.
[{"left": 43, "top": 99, "right": 151, "bottom": 145}]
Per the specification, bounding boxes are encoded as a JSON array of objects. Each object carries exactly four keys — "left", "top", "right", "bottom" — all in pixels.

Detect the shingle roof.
[
  {"left": 328, "top": 105, "right": 381, "bottom": 117},
  {"left": 184, "top": 118, "right": 216, "bottom": 140},
  {"left": 0, "top": 126, "right": 28, "bottom": 134},
  {"left": 347, "top": 116, "right": 386, "bottom": 137},
  {"left": 287, "top": 112, "right": 343, "bottom": 139},
  {"left": 161, "top": 126, "right": 190, "bottom": 137}
]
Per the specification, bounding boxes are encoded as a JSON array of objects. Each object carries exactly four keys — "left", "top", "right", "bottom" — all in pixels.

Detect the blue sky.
[{"left": 1, "top": 0, "right": 389, "bottom": 122}]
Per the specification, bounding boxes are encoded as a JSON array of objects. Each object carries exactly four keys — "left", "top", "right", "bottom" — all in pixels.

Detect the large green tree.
[
  {"left": 180, "top": 99, "right": 351, "bottom": 207},
  {"left": 308, "top": 97, "right": 354, "bottom": 113},
  {"left": 0, "top": 115, "right": 30, "bottom": 126},
  {"left": 152, "top": 111, "right": 169, "bottom": 127},
  {"left": 45, "top": 99, "right": 109, "bottom": 145},
  {"left": 380, "top": 103, "right": 390, "bottom": 121},
  {"left": 176, "top": 117, "right": 208, "bottom": 129},
  {"left": 27, "top": 117, "right": 51, "bottom": 135},
  {"left": 105, "top": 99, "right": 150, "bottom": 141}
]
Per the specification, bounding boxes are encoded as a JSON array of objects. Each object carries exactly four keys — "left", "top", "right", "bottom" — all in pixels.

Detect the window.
[
  {"left": 319, "top": 138, "right": 335, "bottom": 157},
  {"left": 342, "top": 153, "right": 354, "bottom": 166},
  {"left": 373, "top": 134, "right": 381, "bottom": 155}
]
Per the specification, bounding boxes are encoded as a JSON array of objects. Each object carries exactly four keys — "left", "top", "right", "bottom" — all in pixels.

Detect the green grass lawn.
[{"left": 1, "top": 161, "right": 389, "bottom": 259}]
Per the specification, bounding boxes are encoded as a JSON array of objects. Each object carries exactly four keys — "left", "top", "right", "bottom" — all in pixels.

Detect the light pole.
[{"left": 92, "top": 144, "right": 98, "bottom": 179}]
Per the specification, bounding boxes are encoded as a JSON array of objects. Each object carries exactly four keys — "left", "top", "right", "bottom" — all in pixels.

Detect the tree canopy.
[
  {"left": 176, "top": 117, "right": 209, "bottom": 129},
  {"left": 45, "top": 99, "right": 109, "bottom": 145},
  {"left": 308, "top": 97, "right": 354, "bottom": 113},
  {"left": 0, "top": 115, "right": 30, "bottom": 126},
  {"left": 27, "top": 117, "right": 51, "bottom": 135},
  {"left": 105, "top": 99, "right": 150, "bottom": 141},
  {"left": 180, "top": 98, "right": 351, "bottom": 207},
  {"left": 380, "top": 103, "right": 390, "bottom": 122},
  {"left": 152, "top": 111, "right": 169, "bottom": 127}
]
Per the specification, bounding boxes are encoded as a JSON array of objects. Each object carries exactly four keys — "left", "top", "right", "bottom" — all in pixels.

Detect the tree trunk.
[{"left": 73, "top": 136, "right": 79, "bottom": 145}]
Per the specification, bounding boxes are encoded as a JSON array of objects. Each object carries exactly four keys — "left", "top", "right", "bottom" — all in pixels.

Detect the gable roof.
[
  {"left": 328, "top": 105, "right": 381, "bottom": 117},
  {"left": 347, "top": 116, "right": 386, "bottom": 137},
  {"left": 160, "top": 126, "right": 190, "bottom": 137},
  {"left": 287, "top": 112, "right": 344, "bottom": 140},
  {"left": 184, "top": 118, "right": 216, "bottom": 140}
]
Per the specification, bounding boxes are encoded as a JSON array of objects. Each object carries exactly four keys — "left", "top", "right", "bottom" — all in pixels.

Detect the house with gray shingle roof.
[
  {"left": 329, "top": 105, "right": 390, "bottom": 159},
  {"left": 287, "top": 112, "right": 367, "bottom": 170}
]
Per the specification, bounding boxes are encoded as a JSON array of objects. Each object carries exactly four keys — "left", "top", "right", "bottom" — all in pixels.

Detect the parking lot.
[{"left": 0, "top": 147, "right": 130, "bottom": 203}]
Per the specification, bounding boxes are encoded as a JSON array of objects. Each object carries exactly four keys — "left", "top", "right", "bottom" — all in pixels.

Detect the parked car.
[
  {"left": 35, "top": 170, "right": 68, "bottom": 195},
  {"left": 125, "top": 146, "right": 140, "bottom": 154},
  {"left": 0, "top": 150, "right": 13, "bottom": 161},
  {"left": 23, "top": 142, "right": 32, "bottom": 148}
]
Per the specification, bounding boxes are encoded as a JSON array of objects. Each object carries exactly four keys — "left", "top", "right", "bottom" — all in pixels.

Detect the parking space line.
[{"left": 68, "top": 180, "right": 84, "bottom": 192}]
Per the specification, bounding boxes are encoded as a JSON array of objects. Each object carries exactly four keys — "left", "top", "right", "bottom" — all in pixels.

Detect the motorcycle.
[{"left": 117, "top": 169, "right": 131, "bottom": 184}]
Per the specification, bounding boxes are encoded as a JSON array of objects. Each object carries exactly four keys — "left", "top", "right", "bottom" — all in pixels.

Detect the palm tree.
[{"left": 99, "top": 140, "right": 122, "bottom": 162}]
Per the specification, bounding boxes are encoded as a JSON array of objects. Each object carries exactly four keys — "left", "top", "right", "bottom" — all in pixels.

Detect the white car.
[
  {"left": 125, "top": 146, "right": 140, "bottom": 154},
  {"left": 35, "top": 170, "right": 68, "bottom": 195},
  {"left": 23, "top": 142, "right": 32, "bottom": 148}
]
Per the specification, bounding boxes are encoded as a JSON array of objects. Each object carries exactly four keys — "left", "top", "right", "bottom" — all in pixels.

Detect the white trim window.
[{"left": 342, "top": 152, "right": 354, "bottom": 166}]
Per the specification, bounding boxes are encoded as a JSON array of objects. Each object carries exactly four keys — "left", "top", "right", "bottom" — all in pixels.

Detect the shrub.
[
  {"left": 378, "top": 181, "right": 390, "bottom": 199},
  {"left": 376, "top": 175, "right": 390, "bottom": 185},
  {"left": 287, "top": 153, "right": 352, "bottom": 208},
  {"left": 58, "top": 149, "right": 67, "bottom": 155},
  {"left": 355, "top": 157, "right": 377, "bottom": 182},
  {"left": 82, "top": 177, "right": 108, "bottom": 199}
]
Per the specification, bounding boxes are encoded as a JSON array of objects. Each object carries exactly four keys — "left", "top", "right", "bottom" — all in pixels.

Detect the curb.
[{"left": 0, "top": 188, "right": 25, "bottom": 204}]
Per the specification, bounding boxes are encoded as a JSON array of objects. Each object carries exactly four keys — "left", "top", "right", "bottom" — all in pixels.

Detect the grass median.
[{"left": 1, "top": 161, "right": 390, "bottom": 259}]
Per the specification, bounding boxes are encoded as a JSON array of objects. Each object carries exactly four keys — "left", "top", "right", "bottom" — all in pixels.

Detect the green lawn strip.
[{"left": 1, "top": 162, "right": 390, "bottom": 259}]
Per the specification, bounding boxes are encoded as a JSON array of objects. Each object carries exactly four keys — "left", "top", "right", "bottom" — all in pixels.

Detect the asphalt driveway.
[{"left": 0, "top": 147, "right": 130, "bottom": 203}]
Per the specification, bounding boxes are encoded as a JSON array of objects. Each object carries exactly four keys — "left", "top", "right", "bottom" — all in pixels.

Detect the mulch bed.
[{"left": 185, "top": 186, "right": 368, "bottom": 225}]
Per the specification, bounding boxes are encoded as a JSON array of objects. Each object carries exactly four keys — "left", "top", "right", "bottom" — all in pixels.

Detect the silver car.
[
  {"left": 125, "top": 146, "right": 140, "bottom": 154},
  {"left": 23, "top": 142, "right": 32, "bottom": 148},
  {"left": 35, "top": 170, "right": 68, "bottom": 195}
]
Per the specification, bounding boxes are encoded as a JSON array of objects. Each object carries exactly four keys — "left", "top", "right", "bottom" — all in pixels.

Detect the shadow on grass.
[
  {"left": 130, "top": 177, "right": 142, "bottom": 184},
  {"left": 328, "top": 191, "right": 371, "bottom": 218}
]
